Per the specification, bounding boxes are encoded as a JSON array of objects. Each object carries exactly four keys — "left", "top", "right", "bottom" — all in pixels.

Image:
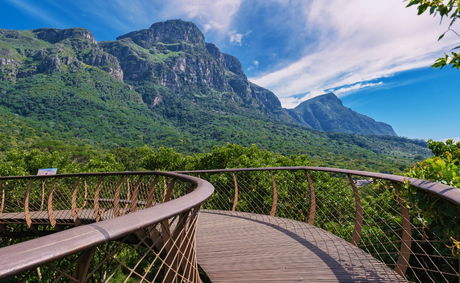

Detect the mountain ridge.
[
  {"left": 288, "top": 93, "right": 396, "bottom": 136},
  {"left": 0, "top": 20, "right": 395, "bottom": 136},
  {"left": 102, "top": 19, "right": 292, "bottom": 123},
  {"left": 0, "top": 20, "right": 429, "bottom": 171}
]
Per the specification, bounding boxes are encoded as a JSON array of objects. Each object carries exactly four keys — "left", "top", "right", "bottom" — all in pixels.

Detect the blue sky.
[{"left": 0, "top": 0, "right": 459, "bottom": 140}]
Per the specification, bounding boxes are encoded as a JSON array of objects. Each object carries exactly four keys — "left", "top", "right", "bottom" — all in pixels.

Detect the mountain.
[
  {"left": 0, "top": 20, "right": 430, "bottom": 171},
  {"left": 100, "top": 20, "right": 292, "bottom": 123},
  {"left": 0, "top": 27, "right": 186, "bottom": 148},
  {"left": 288, "top": 93, "right": 397, "bottom": 136}
]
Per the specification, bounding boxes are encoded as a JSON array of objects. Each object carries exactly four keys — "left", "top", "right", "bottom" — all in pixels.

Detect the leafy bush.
[
  {"left": 408, "top": 139, "right": 460, "bottom": 187},
  {"left": 407, "top": 139, "right": 460, "bottom": 265}
]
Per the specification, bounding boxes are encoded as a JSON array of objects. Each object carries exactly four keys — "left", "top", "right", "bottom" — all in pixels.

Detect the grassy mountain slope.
[
  {"left": 0, "top": 69, "right": 186, "bottom": 148},
  {"left": 0, "top": 22, "right": 431, "bottom": 172}
]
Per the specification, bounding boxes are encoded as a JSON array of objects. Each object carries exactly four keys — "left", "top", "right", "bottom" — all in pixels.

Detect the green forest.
[
  {"left": 0, "top": 24, "right": 432, "bottom": 176},
  {"left": 1, "top": 138, "right": 458, "bottom": 282}
]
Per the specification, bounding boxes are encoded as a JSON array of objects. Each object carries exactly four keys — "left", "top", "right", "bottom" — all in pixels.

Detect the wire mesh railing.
[
  {"left": 179, "top": 167, "right": 460, "bottom": 283},
  {"left": 0, "top": 172, "right": 214, "bottom": 282},
  {"left": 0, "top": 167, "right": 459, "bottom": 282}
]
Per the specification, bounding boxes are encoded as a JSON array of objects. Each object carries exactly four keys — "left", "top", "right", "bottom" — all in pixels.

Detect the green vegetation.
[
  {"left": 0, "top": 143, "right": 308, "bottom": 176},
  {"left": 407, "top": 140, "right": 460, "bottom": 238},
  {"left": 408, "top": 139, "right": 460, "bottom": 186},
  {"left": 404, "top": 139, "right": 460, "bottom": 280},
  {"left": 114, "top": 39, "right": 183, "bottom": 63},
  {"left": 1, "top": 141, "right": 456, "bottom": 282},
  {"left": 0, "top": 69, "right": 189, "bottom": 148},
  {"left": 0, "top": 29, "right": 51, "bottom": 52},
  {"left": 0, "top": 23, "right": 431, "bottom": 174},
  {"left": 0, "top": 68, "right": 429, "bottom": 173},
  {"left": 407, "top": 0, "right": 460, "bottom": 68},
  {"left": 0, "top": 19, "right": 458, "bottom": 283},
  {"left": 0, "top": 139, "right": 425, "bottom": 178},
  {"left": 403, "top": 2, "right": 460, "bottom": 255}
]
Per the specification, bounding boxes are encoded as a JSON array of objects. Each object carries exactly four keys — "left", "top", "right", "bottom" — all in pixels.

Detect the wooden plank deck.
[
  {"left": 0, "top": 208, "right": 124, "bottom": 225},
  {"left": 196, "top": 210, "right": 406, "bottom": 282},
  {"left": 1, "top": 208, "right": 407, "bottom": 282}
]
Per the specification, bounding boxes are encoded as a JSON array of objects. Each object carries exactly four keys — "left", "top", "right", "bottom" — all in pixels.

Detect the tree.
[
  {"left": 407, "top": 139, "right": 459, "bottom": 246},
  {"left": 407, "top": 0, "right": 460, "bottom": 68},
  {"left": 408, "top": 139, "right": 460, "bottom": 186}
]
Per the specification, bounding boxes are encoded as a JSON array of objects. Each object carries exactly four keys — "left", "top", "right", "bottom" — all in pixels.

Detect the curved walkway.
[
  {"left": 197, "top": 210, "right": 406, "bottom": 282},
  {"left": 1, "top": 168, "right": 459, "bottom": 281}
]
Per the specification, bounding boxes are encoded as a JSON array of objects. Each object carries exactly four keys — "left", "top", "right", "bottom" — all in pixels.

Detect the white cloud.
[
  {"left": 250, "top": 0, "right": 459, "bottom": 107},
  {"left": 229, "top": 30, "right": 244, "bottom": 45},
  {"left": 8, "top": 0, "right": 66, "bottom": 27},
  {"left": 162, "top": 0, "right": 242, "bottom": 32},
  {"left": 333, "top": 82, "right": 384, "bottom": 97},
  {"left": 203, "top": 23, "right": 212, "bottom": 32},
  {"left": 280, "top": 81, "right": 384, "bottom": 108},
  {"left": 246, "top": 60, "right": 260, "bottom": 72},
  {"left": 279, "top": 90, "right": 325, "bottom": 109},
  {"left": 82, "top": 0, "right": 242, "bottom": 36}
]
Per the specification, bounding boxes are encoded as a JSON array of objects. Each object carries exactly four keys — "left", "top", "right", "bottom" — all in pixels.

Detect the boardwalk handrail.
[
  {"left": 2, "top": 168, "right": 458, "bottom": 205},
  {"left": 1, "top": 167, "right": 459, "bottom": 282},
  {"left": 0, "top": 171, "right": 214, "bottom": 282},
  {"left": 178, "top": 166, "right": 460, "bottom": 206},
  {"left": 179, "top": 166, "right": 460, "bottom": 282}
]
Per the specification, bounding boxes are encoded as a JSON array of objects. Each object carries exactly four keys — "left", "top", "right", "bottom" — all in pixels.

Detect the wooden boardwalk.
[
  {"left": 196, "top": 210, "right": 406, "bottom": 282},
  {"left": 0, "top": 208, "right": 126, "bottom": 225},
  {"left": 1, "top": 209, "right": 407, "bottom": 282}
]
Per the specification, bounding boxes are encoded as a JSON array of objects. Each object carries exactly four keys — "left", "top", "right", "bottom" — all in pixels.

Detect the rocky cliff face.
[
  {"left": 100, "top": 20, "right": 290, "bottom": 121},
  {"left": 33, "top": 28, "right": 96, "bottom": 44},
  {"left": 288, "top": 93, "right": 397, "bottom": 136},
  {"left": 117, "top": 20, "right": 205, "bottom": 48},
  {"left": 0, "top": 20, "right": 397, "bottom": 136},
  {"left": 0, "top": 28, "right": 123, "bottom": 81}
]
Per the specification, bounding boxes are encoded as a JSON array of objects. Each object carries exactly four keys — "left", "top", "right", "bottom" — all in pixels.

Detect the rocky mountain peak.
[
  {"left": 149, "top": 20, "right": 205, "bottom": 44},
  {"left": 33, "top": 28, "right": 96, "bottom": 44},
  {"left": 206, "top": 43, "right": 245, "bottom": 77},
  {"left": 10, "top": 20, "right": 397, "bottom": 137},
  {"left": 304, "top": 93, "right": 341, "bottom": 105},
  {"left": 288, "top": 92, "right": 397, "bottom": 136},
  {"left": 117, "top": 19, "right": 205, "bottom": 49}
]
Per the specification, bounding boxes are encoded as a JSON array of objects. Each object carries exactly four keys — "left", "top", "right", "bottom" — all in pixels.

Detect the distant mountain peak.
[
  {"left": 288, "top": 92, "right": 397, "bottom": 136},
  {"left": 0, "top": 20, "right": 397, "bottom": 138},
  {"left": 317, "top": 92, "right": 337, "bottom": 98},
  {"left": 306, "top": 93, "right": 340, "bottom": 103},
  {"left": 117, "top": 19, "right": 205, "bottom": 48}
]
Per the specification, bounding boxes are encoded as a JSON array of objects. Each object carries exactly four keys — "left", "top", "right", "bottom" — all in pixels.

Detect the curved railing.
[
  {"left": 0, "top": 172, "right": 214, "bottom": 282},
  {"left": 179, "top": 167, "right": 460, "bottom": 282},
  {"left": 0, "top": 167, "right": 459, "bottom": 282}
]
